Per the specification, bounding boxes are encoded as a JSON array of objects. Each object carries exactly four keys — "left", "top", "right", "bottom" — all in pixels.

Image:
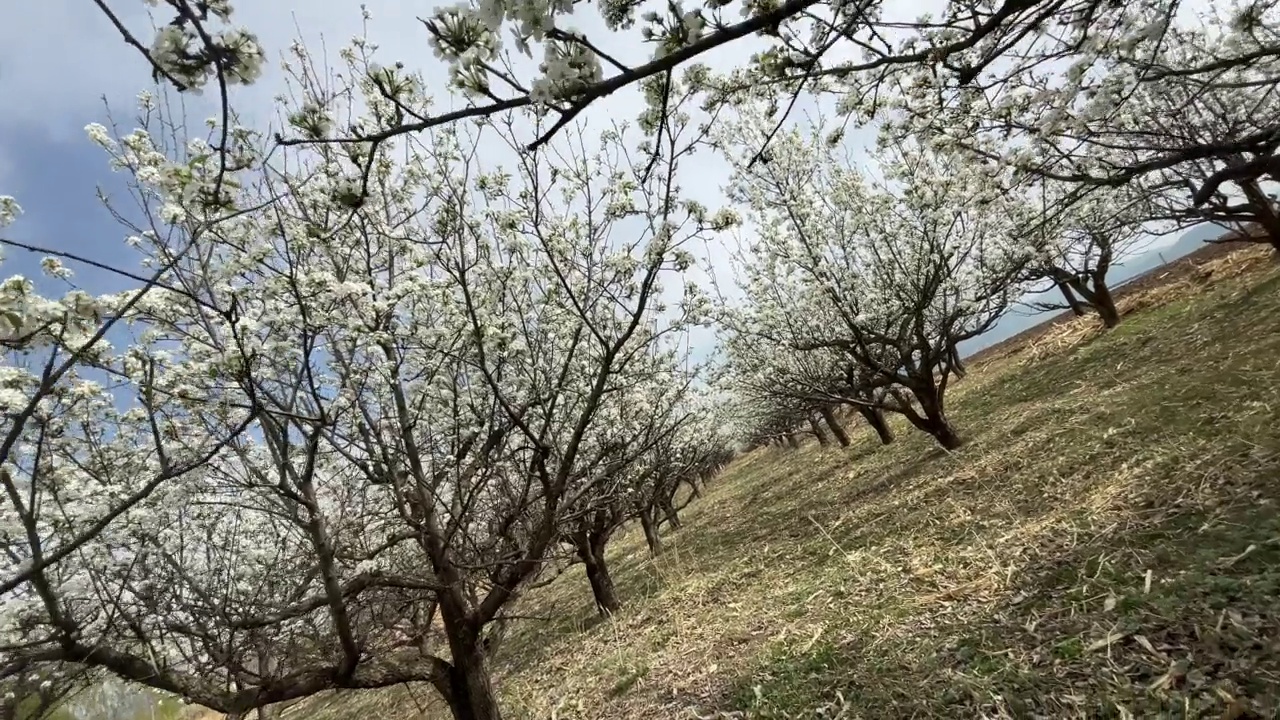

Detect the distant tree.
[
  {"left": 556, "top": 367, "right": 699, "bottom": 614},
  {"left": 1023, "top": 184, "right": 1161, "bottom": 328},
  {"left": 719, "top": 110, "right": 1032, "bottom": 449},
  {"left": 717, "top": 275, "right": 897, "bottom": 449},
  {"left": 630, "top": 400, "right": 733, "bottom": 556}
]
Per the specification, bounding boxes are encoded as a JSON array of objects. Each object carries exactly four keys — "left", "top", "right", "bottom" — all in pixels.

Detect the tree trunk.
[
  {"left": 807, "top": 414, "right": 830, "bottom": 446},
  {"left": 576, "top": 535, "right": 621, "bottom": 616},
  {"left": 1239, "top": 179, "right": 1280, "bottom": 252},
  {"left": 686, "top": 478, "right": 702, "bottom": 499},
  {"left": 906, "top": 386, "right": 964, "bottom": 450},
  {"left": 433, "top": 588, "right": 505, "bottom": 720},
  {"left": 857, "top": 406, "right": 894, "bottom": 445},
  {"left": 1059, "top": 281, "right": 1087, "bottom": 316},
  {"left": 254, "top": 637, "right": 281, "bottom": 719},
  {"left": 443, "top": 646, "right": 503, "bottom": 720},
  {"left": 1091, "top": 279, "right": 1121, "bottom": 328},
  {"left": 660, "top": 500, "right": 681, "bottom": 530},
  {"left": 819, "top": 406, "right": 851, "bottom": 447},
  {"left": 639, "top": 509, "right": 662, "bottom": 556},
  {"left": 785, "top": 433, "right": 801, "bottom": 449},
  {"left": 950, "top": 350, "right": 967, "bottom": 379}
]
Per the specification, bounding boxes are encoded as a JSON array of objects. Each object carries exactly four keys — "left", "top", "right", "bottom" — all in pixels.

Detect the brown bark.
[
  {"left": 436, "top": 588, "right": 504, "bottom": 720},
  {"left": 807, "top": 414, "right": 831, "bottom": 446},
  {"left": 639, "top": 509, "right": 662, "bottom": 556},
  {"left": 1069, "top": 276, "right": 1121, "bottom": 329},
  {"left": 1059, "top": 281, "right": 1088, "bottom": 316},
  {"left": 575, "top": 533, "right": 621, "bottom": 616},
  {"left": 904, "top": 386, "right": 963, "bottom": 450},
  {"left": 857, "top": 406, "right": 895, "bottom": 445},
  {"left": 1091, "top": 280, "right": 1121, "bottom": 328},
  {"left": 950, "top": 350, "right": 967, "bottom": 379},
  {"left": 1239, "top": 179, "right": 1280, "bottom": 252},
  {"left": 441, "top": 647, "right": 503, "bottom": 720},
  {"left": 819, "top": 406, "right": 851, "bottom": 447},
  {"left": 660, "top": 500, "right": 682, "bottom": 530}
]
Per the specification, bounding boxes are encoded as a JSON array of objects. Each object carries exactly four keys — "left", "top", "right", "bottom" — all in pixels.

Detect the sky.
[
  {"left": 0, "top": 0, "right": 1206, "bottom": 363},
  {"left": 0, "top": 0, "right": 777, "bottom": 362},
  {"left": 0, "top": 1, "right": 746, "bottom": 257}
]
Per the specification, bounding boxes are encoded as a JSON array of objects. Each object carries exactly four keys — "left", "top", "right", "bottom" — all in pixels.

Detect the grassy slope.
[{"left": 303, "top": 247, "right": 1280, "bottom": 720}]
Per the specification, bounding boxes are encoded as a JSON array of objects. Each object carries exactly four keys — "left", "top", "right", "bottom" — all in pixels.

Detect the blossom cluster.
[
  {"left": 0, "top": 38, "right": 740, "bottom": 712},
  {"left": 143, "top": 0, "right": 264, "bottom": 92}
]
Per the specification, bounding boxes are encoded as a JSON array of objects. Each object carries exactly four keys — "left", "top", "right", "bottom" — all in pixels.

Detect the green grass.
[{"left": 297, "top": 247, "right": 1280, "bottom": 719}]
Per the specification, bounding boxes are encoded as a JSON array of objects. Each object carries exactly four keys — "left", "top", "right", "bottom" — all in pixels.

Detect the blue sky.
[
  {"left": 0, "top": 3, "right": 201, "bottom": 300},
  {"left": 0, "top": 0, "right": 756, "bottom": 308},
  {"left": 1, "top": 124, "right": 142, "bottom": 296},
  {"left": 0, "top": 0, "right": 1203, "bottom": 342}
]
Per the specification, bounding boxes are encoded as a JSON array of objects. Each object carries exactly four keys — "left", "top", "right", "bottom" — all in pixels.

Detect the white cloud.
[
  {"left": 0, "top": 3, "right": 170, "bottom": 143},
  {"left": 0, "top": 143, "right": 14, "bottom": 195},
  {"left": 0, "top": 0, "right": 757, "bottom": 198},
  {"left": 0, "top": 1, "right": 765, "bottom": 354}
]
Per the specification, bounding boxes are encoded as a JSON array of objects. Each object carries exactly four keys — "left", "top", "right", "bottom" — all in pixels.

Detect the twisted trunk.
[
  {"left": 819, "top": 406, "right": 851, "bottom": 447},
  {"left": 857, "top": 406, "right": 895, "bottom": 445},
  {"left": 807, "top": 414, "right": 831, "bottom": 446},
  {"left": 902, "top": 384, "right": 963, "bottom": 450},
  {"left": 436, "top": 591, "right": 503, "bottom": 720},
  {"left": 1059, "top": 281, "right": 1088, "bottom": 316},
  {"left": 660, "top": 499, "right": 682, "bottom": 530},
  {"left": 639, "top": 508, "right": 662, "bottom": 556},
  {"left": 1239, "top": 178, "right": 1280, "bottom": 252},
  {"left": 441, "top": 647, "right": 502, "bottom": 720},
  {"left": 949, "top": 347, "right": 968, "bottom": 379},
  {"left": 1090, "top": 279, "right": 1120, "bottom": 328},
  {"left": 1069, "top": 276, "right": 1121, "bottom": 329},
  {"left": 574, "top": 532, "right": 620, "bottom": 616}
]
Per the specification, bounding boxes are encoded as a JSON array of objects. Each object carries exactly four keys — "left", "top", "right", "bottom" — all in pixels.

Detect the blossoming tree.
[
  {"left": 1020, "top": 182, "right": 1162, "bottom": 328},
  {"left": 717, "top": 109, "right": 1033, "bottom": 449},
  {"left": 879, "top": 2, "right": 1280, "bottom": 247},
  {"left": 1, "top": 164, "right": 261, "bottom": 713},
  {"left": 718, "top": 300, "right": 898, "bottom": 448},
  {"left": 0, "top": 39, "right": 732, "bottom": 720}
]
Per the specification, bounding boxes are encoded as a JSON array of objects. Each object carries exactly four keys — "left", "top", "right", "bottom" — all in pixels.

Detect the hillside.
[
  {"left": 967, "top": 237, "right": 1253, "bottom": 367},
  {"left": 957, "top": 222, "right": 1233, "bottom": 359},
  {"left": 243, "top": 245, "right": 1280, "bottom": 719}
]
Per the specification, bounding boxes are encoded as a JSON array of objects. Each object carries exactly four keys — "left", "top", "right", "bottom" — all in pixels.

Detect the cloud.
[
  {"left": 0, "top": 142, "right": 14, "bottom": 197},
  {"left": 0, "top": 0, "right": 820, "bottom": 361},
  {"left": 0, "top": 0, "right": 751, "bottom": 195},
  {"left": 0, "top": 3, "right": 155, "bottom": 139}
]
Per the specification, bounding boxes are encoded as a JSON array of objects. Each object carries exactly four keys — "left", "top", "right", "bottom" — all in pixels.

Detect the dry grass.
[{"left": 297, "top": 245, "right": 1280, "bottom": 720}]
